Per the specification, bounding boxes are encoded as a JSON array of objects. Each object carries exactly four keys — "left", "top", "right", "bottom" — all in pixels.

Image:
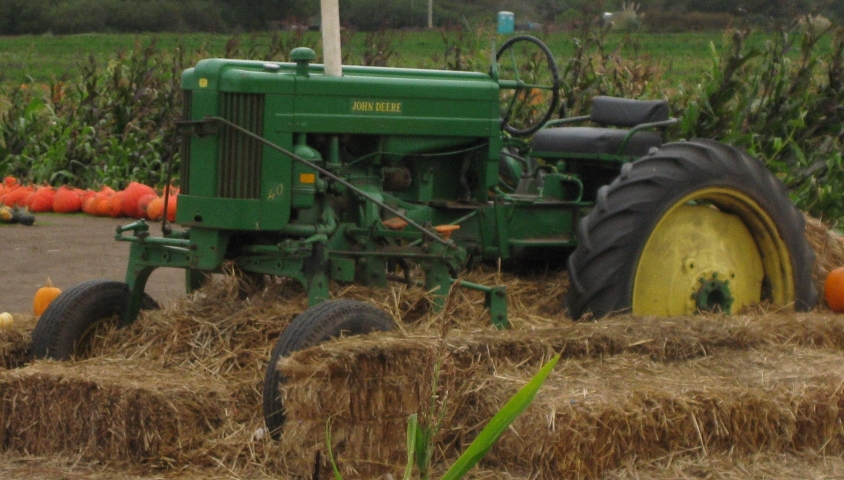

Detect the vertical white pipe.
[{"left": 320, "top": 0, "right": 342, "bottom": 76}]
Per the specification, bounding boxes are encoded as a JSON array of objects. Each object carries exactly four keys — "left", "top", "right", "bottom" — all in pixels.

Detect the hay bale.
[
  {"left": 0, "top": 340, "right": 27, "bottom": 370},
  {"left": 487, "top": 346, "right": 844, "bottom": 478},
  {"left": 0, "top": 359, "right": 230, "bottom": 466},
  {"left": 283, "top": 418, "right": 410, "bottom": 477},
  {"left": 604, "top": 451, "right": 844, "bottom": 479},
  {"left": 275, "top": 314, "right": 844, "bottom": 478},
  {"left": 0, "top": 449, "right": 285, "bottom": 479},
  {"left": 805, "top": 213, "right": 844, "bottom": 304},
  {"left": 0, "top": 315, "right": 35, "bottom": 370}
]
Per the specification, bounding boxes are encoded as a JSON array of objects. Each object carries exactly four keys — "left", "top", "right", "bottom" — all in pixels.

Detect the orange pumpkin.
[
  {"left": 2, "top": 185, "right": 31, "bottom": 207},
  {"left": 108, "top": 191, "right": 126, "bottom": 217},
  {"left": 95, "top": 195, "right": 114, "bottom": 216},
  {"left": 121, "top": 182, "right": 157, "bottom": 217},
  {"left": 53, "top": 186, "right": 83, "bottom": 213},
  {"left": 166, "top": 194, "right": 178, "bottom": 222},
  {"left": 136, "top": 193, "right": 158, "bottom": 219},
  {"left": 81, "top": 195, "right": 99, "bottom": 216},
  {"left": 22, "top": 190, "right": 36, "bottom": 208},
  {"left": 94, "top": 187, "right": 116, "bottom": 217},
  {"left": 826, "top": 267, "right": 844, "bottom": 313},
  {"left": 29, "top": 186, "right": 56, "bottom": 213},
  {"left": 146, "top": 196, "right": 165, "bottom": 220},
  {"left": 33, "top": 277, "right": 62, "bottom": 317}
]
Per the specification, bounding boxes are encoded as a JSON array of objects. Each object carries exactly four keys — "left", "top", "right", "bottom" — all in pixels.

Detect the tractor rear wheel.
[
  {"left": 29, "top": 280, "right": 159, "bottom": 360},
  {"left": 263, "top": 299, "right": 395, "bottom": 439},
  {"left": 565, "top": 139, "right": 816, "bottom": 319}
]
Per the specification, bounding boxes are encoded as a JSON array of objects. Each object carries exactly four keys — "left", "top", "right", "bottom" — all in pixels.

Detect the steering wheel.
[{"left": 495, "top": 35, "right": 560, "bottom": 136}]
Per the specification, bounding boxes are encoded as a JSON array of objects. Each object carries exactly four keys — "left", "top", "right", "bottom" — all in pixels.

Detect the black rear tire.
[
  {"left": 262, "top": 299, "right": 395, "bottom": 439},
  {"left": 565, "top": 139, "right": 817, "bottom": 319},
  {"left": 29, "top": 279, "right": 159, "bottom": 360}
]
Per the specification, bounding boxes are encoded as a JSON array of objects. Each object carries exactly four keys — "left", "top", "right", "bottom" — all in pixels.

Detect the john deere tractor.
[{"left": 30, "top": 33, "right": 816, "bottom": 438}]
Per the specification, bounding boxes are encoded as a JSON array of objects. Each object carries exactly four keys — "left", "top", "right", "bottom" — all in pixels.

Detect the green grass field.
[
  {"left": 0, "top": 30, "right": 739, "bottom": 88},
  {"left": 0, "top": 33, "right": 233, "bottom": 84}
]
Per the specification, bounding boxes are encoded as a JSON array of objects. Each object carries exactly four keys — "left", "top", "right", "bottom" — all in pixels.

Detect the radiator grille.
[
  {"left": 218, "top": 93, "right": 264, "bottom": 199},
  {"left": 179, "top": 90, "right": 192, "bottom": 195}
]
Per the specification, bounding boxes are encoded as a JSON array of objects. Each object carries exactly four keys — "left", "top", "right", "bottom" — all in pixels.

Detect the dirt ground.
[{"left": 0, "top": 213, "right": 185, "bottom": 315}]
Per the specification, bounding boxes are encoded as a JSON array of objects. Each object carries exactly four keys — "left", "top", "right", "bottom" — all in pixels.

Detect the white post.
[
  {"left": 427, "top": 0, "right": 433, "bottom": 28},
  {"left": 321, "top": 0, "right": 342, "bottom": 76}
]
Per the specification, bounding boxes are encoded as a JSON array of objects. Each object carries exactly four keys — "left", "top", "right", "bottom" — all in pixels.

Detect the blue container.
[{"left": 497, "top": 11, "right": 515, "bottom": 34}]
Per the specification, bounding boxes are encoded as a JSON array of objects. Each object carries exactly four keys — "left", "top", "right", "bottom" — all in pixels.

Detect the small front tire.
[
  {"left": 262, "top": 299, "right": 395, "bottom": 439},
  {"left": 29, "top": 279, "right": 158, "bottom": 360}
]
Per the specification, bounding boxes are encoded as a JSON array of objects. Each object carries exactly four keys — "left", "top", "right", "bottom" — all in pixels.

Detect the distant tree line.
[
  {"left": 0, "top": 0, "right": 293, "bottom": 34},
  {"left": 0, "top": 0, "right": 841, "bottom": 35}
]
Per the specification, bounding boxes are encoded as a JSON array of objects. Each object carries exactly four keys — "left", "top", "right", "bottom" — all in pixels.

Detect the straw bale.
[
  {"left": 0, "top": 314, "right": 34, "bottom": 370},
  {"left": 604, "top": 451, "right": 844, "bottom": 479},
  {"left": 275, "top": 313, "right": 844, "bottom": 478},
  {"left": 805, "top": 213, "right": 844, "bottom": 304},
  {"left": 485, "top": 346, "right": 844, "bottom": 478},
  {"left": 277, "top": 313, "right": 844, "bottom": 389},
  {"left": 4, "top": 449, "right": 844, "bottom": 480},
  {"left": 282, "top": 417, "right": 410, "bottom": 477},
  {"left": 0, "top": 359, "right": 230, "bottom": 466},
  {"left": 0, "top": 449, "right": 286, "bottom": 479}
]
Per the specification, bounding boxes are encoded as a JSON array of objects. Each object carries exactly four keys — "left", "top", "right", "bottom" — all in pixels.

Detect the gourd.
[
  {"left": 12, "top": 207, "right": 35, "bottom": 226},
  {"left": 0, "top": 312, "right": 13, "bottom": 329},
  {"left": 34, "top": 277, "right": 62, "bottom": 317},
  {"left": 824, "top": 266, "right": 844, "bottom": 313},
  {"left": 1, "top": 205, "right": 35, "bottom": 225},
  {"left": 0, "top": 205, "right": 12, "bottom": 223}
]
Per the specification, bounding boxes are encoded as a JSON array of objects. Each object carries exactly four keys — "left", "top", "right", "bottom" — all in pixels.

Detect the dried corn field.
[{"left": 1, "top": 215, "right": 844, "bottom": 479}]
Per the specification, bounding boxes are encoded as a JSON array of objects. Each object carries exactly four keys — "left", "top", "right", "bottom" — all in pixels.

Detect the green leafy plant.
[
  {"left": 0, "top": 41, "right": 185, "bottom": 188},
  {"left": 438, "top": 353, "right": 559, "bottom": 479},
  {"left": 678, "top": 23, "right": 844, "bottom": 223}
]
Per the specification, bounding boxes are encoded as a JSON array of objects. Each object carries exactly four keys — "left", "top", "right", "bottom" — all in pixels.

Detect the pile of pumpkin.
[{"left": 0, "top": 176, "right": 178, "bottom": 224}]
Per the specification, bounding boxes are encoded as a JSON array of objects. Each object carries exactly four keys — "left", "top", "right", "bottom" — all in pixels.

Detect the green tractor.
[{"left": 30, "top": 34, "right": 816, "bottom": 438}]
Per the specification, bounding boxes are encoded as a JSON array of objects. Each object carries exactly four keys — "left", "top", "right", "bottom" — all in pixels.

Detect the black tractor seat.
[{"left": 532, "top": 96, "right": 675, "bottom": 158}]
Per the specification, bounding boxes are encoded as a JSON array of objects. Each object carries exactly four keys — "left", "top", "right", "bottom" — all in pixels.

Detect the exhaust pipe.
[{"left": 320, "top": 0, "right": 342, "bottom": 76}]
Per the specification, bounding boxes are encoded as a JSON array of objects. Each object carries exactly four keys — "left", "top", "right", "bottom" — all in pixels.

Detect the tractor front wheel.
[
  {"left": 262, "top": 299, "right": 395, "bottom": 439},
  {"left": 29, "top": 279, "right": 159, "bottom": 360},
  {"left": 565, "top": 139, "right": 817, "bottom": 319}
]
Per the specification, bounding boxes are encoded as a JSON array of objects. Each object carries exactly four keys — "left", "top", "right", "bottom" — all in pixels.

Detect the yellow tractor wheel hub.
[{"left": 633, "top": 188, "right": 794, "bottom": 316}]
